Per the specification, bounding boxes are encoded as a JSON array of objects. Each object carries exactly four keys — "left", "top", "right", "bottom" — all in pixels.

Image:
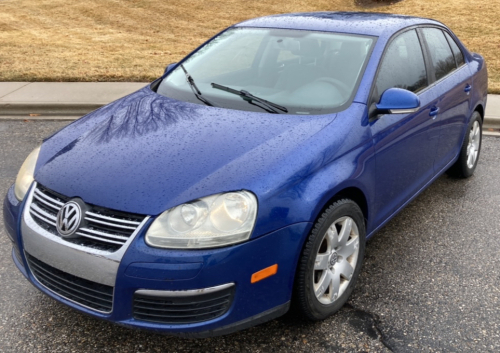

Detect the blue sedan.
[{"left": 3, "top": 12, "right": 488, "bottom": 337}]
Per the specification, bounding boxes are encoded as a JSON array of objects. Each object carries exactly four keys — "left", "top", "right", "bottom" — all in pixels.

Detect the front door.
[{"left": 369, "top": 29, "right": 440, "bottom": 226}]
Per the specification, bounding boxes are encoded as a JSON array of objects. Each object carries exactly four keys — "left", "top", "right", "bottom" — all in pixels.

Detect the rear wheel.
[
  {"left": 447, "top": 111, "right": 482, "bottom": 178},
  {"left": 294, "top": 199, "right": 365, "bottom": 321}
]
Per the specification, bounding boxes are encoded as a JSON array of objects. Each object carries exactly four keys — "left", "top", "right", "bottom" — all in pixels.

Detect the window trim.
[{"left": 416, "top": 28, "right": 434, "bottom": 89}]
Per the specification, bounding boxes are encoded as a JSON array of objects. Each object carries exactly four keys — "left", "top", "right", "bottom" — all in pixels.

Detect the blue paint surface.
[{"left": 3, "top": 12, "right": 488, "bottom": 335}]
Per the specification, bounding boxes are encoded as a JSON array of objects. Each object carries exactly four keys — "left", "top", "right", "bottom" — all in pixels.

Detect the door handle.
[
  {"left": 464, "top": 84, "right": 472, "bottom": 94},
  {"left": 429, "top": 107, "right": 440, "bottom": 117}
]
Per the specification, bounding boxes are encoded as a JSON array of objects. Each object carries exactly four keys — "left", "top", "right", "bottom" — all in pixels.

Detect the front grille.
[
  {"left": 133, "top": 285, "right": 235, "bottom": 324},
  {"left": 29, "top": 184, "right": 146, "bottom": 252},
  {"left": 26, "top": 252, "right": 113, "bottom": 313}
]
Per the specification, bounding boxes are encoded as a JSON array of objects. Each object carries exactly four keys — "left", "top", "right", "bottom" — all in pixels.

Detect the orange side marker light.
[{"left": 251, "top": 264, "right": 278, "bottom": 284}]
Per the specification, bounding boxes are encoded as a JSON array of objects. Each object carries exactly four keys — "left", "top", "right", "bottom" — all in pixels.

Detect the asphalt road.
[{"left": 1, "top": 120, "right": 499, "bottom": 353}]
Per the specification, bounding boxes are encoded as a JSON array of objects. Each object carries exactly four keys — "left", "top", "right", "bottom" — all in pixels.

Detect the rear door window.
[
  {"left": 444, "top": 31, "right": 465, "bottom": 67},
  {"left": 421, "top": 28, "right": 457, "bottom": 81}
]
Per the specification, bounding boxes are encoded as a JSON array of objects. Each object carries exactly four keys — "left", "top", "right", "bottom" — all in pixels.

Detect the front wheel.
[
  {"left": 447, "top": 111, "right": 482, "bottom": 178},
  {"left": 294, "top": 199, "right": 366, "bottom": 321}
]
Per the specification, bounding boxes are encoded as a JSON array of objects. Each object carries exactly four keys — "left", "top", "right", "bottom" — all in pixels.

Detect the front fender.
[{"left": 254, "top": 103, "right": 376, "bottom": 241}]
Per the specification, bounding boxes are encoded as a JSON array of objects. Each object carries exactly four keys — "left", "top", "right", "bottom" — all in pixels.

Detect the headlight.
[
  {"left": 145, "top": 191, "right": 258, "bottom": 249},
  {"left": 14, "top": 146, "right": 41, "bottom": 201}
]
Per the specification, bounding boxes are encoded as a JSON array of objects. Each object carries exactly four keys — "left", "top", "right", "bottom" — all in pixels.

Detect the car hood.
[{"left": 35, "top": 86, "right": 336, "bottom": 216}]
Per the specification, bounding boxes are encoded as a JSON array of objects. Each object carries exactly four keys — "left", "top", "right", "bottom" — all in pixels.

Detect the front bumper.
[{"left": 3, "top": 184, "right": 311, "bottom": 337}]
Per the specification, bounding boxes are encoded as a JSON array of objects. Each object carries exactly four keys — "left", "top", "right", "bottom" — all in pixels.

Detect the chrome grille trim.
[
  {"left": 76, "top": 231, "right": 128, "bottom": 245},
  {"left": 135, "top": 283, "right": 235, "bottom": 298},
  {"left": 86, "top": 211, "right": 142, "bottom": 226},
  {"left": 77, "top": 227, "right": 129, "bottom": 241},
  {"left": 28, "top": 183, "right": 149, "bottom": 252},
  {"left": 33, "top": 188, "right": 63, "bottom": 208},
  {"left": 30, "top": 204, "right": 57, "bottom": 226},
  {"left": 84, "top": 216, "right": 137, "bottom": 230}
]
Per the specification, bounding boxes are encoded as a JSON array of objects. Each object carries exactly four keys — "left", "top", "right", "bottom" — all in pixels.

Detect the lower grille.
[
  {"left": 26, "top": 253, "right": 113, "bottom": 313},
  {"left": 133, "top": 284, "right": 234, "bottom": 324}
]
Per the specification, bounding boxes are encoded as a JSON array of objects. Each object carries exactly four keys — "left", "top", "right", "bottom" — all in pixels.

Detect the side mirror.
[
  {"left": 376, "top": 88, "right": 420, "bottom": 114},
  {"left": 164, "top": 62, "right": 178, "bottom": 76}
]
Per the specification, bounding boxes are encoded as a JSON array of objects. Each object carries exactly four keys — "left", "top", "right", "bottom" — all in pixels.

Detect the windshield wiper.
[
  {"left": 211, "top": 83, "right": 288, "bottom": 114},
  {"left": 180, "top": 64, "right": 219, "bottom": 107}
]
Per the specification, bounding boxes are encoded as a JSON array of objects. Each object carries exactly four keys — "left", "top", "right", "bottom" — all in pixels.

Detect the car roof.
[{"left": 235, "top": 12, "right": 444, "bottom": 39}]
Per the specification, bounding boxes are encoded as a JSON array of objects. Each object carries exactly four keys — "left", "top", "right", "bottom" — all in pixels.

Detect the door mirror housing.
[
  {"left": 376, "top": 88, "right": 420, "bottom": 114},
  {"left": 164, "top": 62, "right": 178, "bottom": 76}
]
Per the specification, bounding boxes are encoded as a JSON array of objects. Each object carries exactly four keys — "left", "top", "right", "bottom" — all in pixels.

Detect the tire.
[
  {"left": 447, "top": 111, "right": 482, "bottom": 178},
  {"left": 294, "top": 199, "right": 366, "bottom": 321}
]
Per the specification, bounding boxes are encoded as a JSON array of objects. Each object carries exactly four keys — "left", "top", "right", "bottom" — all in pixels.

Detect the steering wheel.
[{"left": 313, "top": 77, "right": 350, "bottom": 100}]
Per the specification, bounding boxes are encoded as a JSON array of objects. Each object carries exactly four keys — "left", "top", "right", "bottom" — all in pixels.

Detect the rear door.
[{"left": 419, "top": 27, "right": 472, "bottom": 172}]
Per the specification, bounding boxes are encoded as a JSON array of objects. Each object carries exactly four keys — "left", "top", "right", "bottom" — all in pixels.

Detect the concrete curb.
[
  {"left": 484, "top": 116, "right": 500, "bottom": 129},
  {"left": 0, "top": 115, "right": 81, "bottom": 121},
  {"left": 0, "top": 103, "right": 102, "bottom": 116},
  {"left": 0, "top": 82, "right": 147, "bottom": 117},
  {"left": 484, "top": 116, "right": 500, "bottom": 136}
]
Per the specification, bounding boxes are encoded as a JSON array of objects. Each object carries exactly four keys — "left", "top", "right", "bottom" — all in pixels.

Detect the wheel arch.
[
  {"left": 473, "top": 103, "right": 485, "bottom": 122},
  {"left": 312, "top": 185, "right": 369, "bottom": 231}
]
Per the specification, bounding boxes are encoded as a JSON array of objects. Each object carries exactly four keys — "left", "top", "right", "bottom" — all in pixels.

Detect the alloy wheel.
[
  {"left": 313, "top": 216, "right": 360, "bottom": 304},
  {"left": 467, "top": 120, "right": 481, "bottom": 169}
]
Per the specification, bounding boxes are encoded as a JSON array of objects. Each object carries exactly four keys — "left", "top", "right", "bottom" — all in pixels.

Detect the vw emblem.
[
  {"left": 56, "top": 201, "right": 82, "bottom": 237},
  {"left": 330, "top": 253, "right": 338, "bottom": 266}
]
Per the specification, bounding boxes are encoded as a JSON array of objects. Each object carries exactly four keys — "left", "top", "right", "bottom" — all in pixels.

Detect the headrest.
[
  {"left": 339, "top": 41, "right": 364, "bottom": 57},
  {"left": 292, "top": 39, "right": 322, "bottom": 58}
]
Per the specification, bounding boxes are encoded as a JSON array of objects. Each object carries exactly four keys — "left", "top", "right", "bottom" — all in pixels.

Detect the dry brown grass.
[{"left": 0, "top": 0, "right": 498, "bottom": 93}]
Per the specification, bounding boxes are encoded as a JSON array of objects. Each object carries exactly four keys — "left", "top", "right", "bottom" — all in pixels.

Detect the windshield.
[{"left": 157, "top": 28, "right": 375, "bottom": 115}]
